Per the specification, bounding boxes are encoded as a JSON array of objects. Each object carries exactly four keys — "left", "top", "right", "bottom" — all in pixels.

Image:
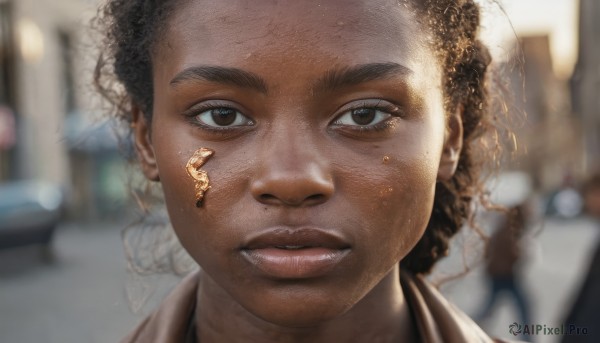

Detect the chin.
[
  {"left": 253, "top": 304, "right": 347, "bottom": 329},
  {"left": 239, "top": 286, "right": 356, "bottom": 328}
]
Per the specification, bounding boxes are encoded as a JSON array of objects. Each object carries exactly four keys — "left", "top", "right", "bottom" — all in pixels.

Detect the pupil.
[
  {"left": 211, "top": 108, "right": 236, "bottom": 126},
  {"left": 351, "top": 108, "right": 376, "bottom": 125}
]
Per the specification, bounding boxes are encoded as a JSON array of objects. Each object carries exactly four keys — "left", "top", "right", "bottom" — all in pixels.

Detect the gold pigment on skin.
[
  {"left": 186, "top": 148, "right": 214, "bottom": 207},
  {"left": 383, "top": 156, "right": 390, "bottom": 164}
]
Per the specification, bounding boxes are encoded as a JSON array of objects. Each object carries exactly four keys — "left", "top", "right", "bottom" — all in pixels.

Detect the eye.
[
  {"left": 329, "top": 100, "right": 405, "bottom": 136},
  {"left": 334, "top": 107, "right": 392, "bottom": 127},
  {"left": 194, "top": 107, "right": 253, "bottom": 128}
]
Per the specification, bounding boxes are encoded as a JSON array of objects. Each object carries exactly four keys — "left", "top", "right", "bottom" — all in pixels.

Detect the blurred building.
[
  {"left": 508, "top": 35, "right": 583, "bottom": 191},
  {"left": 0, "top": 0, "right": 127, "bottom": 219},
  {"left": 571, "top": 0, "right": 600, "bottom": 174},
  {"left": 0, "top": 0, "right": 17, "bottom": 179},
  {"left": 0, "top": 0, "right": 98, "bottom": 183}
]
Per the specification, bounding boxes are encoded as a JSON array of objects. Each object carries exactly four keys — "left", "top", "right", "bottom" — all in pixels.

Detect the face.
[{"left": 135, "top": 0, "right": 462, "bottom": 327}]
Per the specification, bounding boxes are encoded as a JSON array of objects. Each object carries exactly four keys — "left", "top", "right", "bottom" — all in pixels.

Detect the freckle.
[
  {"left": 383, "top": 156, "right": 390, "bottom": 164},
  {"left": 379, "top": 187, "right": 393, "bottom": 197}
]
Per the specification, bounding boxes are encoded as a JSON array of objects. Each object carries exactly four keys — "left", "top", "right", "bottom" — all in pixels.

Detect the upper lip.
[{"left": 240, "top": 226, "right": 351, "bottom": 250}]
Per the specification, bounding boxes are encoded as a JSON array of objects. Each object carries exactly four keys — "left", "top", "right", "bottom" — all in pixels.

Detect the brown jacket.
[{"left": 122, "top": 271, "right": 516, "bottom": 343}]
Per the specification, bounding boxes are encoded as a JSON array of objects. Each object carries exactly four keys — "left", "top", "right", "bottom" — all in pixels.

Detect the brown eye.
[
  {"left": 351, "top": 108, "right": 376, "bottom": 125},
  {"left": 194, "top": 107, "right": 253, "bottom": 128},
  {"left": 211, "top": 108, "right": 237, "bottom": 126},
  {"left": 334, "top": 106, "right": 392, "bottom": 127}
]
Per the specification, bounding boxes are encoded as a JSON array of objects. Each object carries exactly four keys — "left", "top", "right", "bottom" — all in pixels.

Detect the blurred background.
[{"left": 0, "top": 0, "right": 598, "bottom": 342}]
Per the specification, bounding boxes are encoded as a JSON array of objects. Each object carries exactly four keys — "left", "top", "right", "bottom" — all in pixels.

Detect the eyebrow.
[
  {"left": 170, "top": 65, "right": 268, "bottom": 93},
  {"left": 169, "top": 62, "right": 411, "bottom": 94},
  {"left": 316, "top": 62, "right": 412, "bottom": 92}
]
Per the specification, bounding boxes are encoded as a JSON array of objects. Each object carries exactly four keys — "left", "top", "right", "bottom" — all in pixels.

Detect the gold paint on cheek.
[
  {"left": 186, "top": 148, "right": 215, "bottom": 207},
  {"left": 383, "top": 156, "right": 390, "bottom": 164}
]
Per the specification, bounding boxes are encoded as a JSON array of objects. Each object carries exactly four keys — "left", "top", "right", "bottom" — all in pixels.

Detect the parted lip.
[{"left": 240, "top": 226, "right": 351, "bottom": 250}]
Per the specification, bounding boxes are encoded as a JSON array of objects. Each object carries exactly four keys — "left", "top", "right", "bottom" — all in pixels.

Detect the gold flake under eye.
[
  {"left": 186, "top": 148, "right": 215, "bottom": 207},
  {"left": 383, "top": 156, "right": 390, "bottom": 164}
]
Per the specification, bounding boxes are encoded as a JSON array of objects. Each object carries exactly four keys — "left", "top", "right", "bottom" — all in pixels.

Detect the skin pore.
[{"left": 132, "top": 0, "right": 463, "bottom": 342}]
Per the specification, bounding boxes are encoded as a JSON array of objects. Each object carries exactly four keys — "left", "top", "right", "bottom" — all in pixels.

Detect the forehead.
[{"left": 157, "top": 0, "right": 432, "bottom": 75}]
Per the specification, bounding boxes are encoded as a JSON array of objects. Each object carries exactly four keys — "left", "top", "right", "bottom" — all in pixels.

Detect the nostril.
[
  {"left": 258, "top": 193, "right": 326, "bottom": 206},
  {"left": 260, "top": 194, "right": 278, "bottom": 203},
  {"left": 305, "top": 194, "right": 325, "bottom": 204}
]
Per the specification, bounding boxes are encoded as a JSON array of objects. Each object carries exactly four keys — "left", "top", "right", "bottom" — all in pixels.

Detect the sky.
[{"left": 479, "top": 0, "right": 579, "bottom": 79}]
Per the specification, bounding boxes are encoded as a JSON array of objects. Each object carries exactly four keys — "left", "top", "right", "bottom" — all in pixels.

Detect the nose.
[{"left": 250, "top": 130, "right": 334, "bottom": 207}]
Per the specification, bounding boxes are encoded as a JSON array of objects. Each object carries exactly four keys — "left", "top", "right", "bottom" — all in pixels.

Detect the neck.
[{"left": 195, "top": 267, "right": 417, "bottom": 343}]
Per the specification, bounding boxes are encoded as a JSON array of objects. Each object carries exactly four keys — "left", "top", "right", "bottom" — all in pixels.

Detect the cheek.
[
  {"left": 152, "top": 141, "right": 204, "bottom": 249},
  {"left": 387, "top": 132, "right": 443, "bottom": 257},
  {"left": 383, "top": 156, "right": 437, "bottom": 256},
  {"left": 342, "top": 137, "right": 442, "bottom": 263},
  {"left": 152, "top": 129, "right": 254, "bottom": 264},
  {"left": 149, "top": 124, "right": 215, "bottom": 255}
]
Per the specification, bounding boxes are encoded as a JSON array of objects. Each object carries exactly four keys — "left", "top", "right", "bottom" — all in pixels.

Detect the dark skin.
[{"left": 133, "top": 0, "right": 463, "bottom": 342}]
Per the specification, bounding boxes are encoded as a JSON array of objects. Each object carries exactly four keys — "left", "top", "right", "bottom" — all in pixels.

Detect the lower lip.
[{"left": 241, "top": 247, "right": 350, "bottom": 279}]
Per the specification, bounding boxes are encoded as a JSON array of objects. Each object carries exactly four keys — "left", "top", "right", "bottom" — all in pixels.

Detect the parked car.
[{"left": 0, "top": 181, "right": 64, "bottom": 250}]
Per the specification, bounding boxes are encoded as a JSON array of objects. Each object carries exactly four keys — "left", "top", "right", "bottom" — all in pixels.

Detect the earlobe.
[
  {"left": 437, "top": 107, "right": 464, "bottom": 181},
  {"left": 132, "top": 106, "right": 160, "bottom": 182}
]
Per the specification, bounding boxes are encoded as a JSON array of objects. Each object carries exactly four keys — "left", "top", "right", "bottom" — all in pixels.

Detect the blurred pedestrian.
[
  {"left": 476, "top": 203, "right": 532, "bottom": 332},
  {"left": 0, "top": 105, "right": 15, "bottom": 151},
  {"left": 561, "top": 172, "right": 600, "bottom": 343}
]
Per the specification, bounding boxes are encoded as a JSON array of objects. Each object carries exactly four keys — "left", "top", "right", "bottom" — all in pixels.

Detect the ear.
[
  {"left": 437, "top": 106, "right": 464, "bottom": 181},
  {"left": 132, "top": 106, "right": 160, "bottom": 181}
]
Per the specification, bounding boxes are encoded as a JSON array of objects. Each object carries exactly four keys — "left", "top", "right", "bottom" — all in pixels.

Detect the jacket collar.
[{"left": 122, "top": 270, "right": 507, "bottom": 342}]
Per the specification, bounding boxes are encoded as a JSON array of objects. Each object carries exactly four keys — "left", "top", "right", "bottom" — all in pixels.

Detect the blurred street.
[
  {"left": 440, "top": 216, "right": 600, "bottom": 342},
  {"left": 0, "top": 216, "right": 598, "bottom": 343},
  {"left": 0, "top": 220, "right": 180, "bottom": 343}
]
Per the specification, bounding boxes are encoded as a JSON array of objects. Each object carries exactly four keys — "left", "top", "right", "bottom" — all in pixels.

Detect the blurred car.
[
  {"left": 0, "top": 181, "right": 64, "bottom": 250},
  {"left": 544, "top": 186, "right": 583, "bottom": 219},
  {"left": 488, "top": 171, "right": 533, "bottom": 207}
]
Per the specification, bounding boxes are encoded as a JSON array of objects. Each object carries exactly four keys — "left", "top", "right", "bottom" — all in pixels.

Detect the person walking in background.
[
  {"left": 561, "top": 172, "right": 600, "bottom": 343},
  {"left": 0, "top": 105, "right": 15, "bottom": 151},
  {"left": 476, "top": 203, "right": 532, "bottom": 335}
]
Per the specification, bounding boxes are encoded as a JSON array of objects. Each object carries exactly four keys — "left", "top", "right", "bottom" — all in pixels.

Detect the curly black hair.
[{"left": 94, "top": 0, "right": 497, "bottom": 274}]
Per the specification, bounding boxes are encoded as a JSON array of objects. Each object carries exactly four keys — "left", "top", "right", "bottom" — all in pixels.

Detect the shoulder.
[{"left": 120, "top": 272, "right": 200, "bottom": 343}]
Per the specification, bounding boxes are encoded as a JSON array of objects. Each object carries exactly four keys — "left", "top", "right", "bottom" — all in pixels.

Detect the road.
[{"left": 0, "top": 217, "right": 597, "bottom": 342}]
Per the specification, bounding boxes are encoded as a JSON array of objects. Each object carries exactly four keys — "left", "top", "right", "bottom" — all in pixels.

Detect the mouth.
[
  {"left": 240, "top": 227, "right": 351, "bottom": 279},
  {"left": 274, "top": 245, "right": 309, "bottom": 249}
]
